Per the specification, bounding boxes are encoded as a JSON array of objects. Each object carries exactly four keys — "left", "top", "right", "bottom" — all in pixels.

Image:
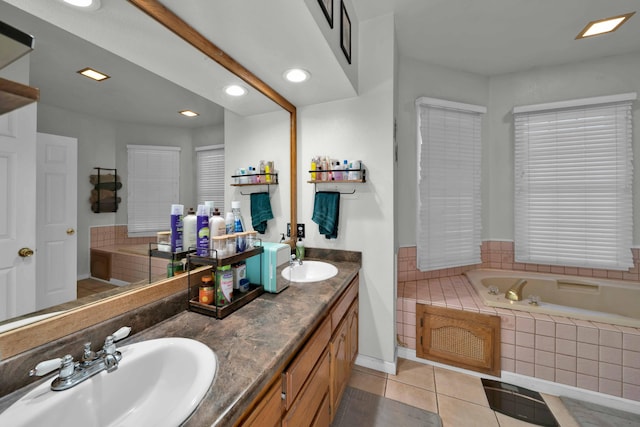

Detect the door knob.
[
  {"left": 18, "top": 247, "right": 34, "bottom": 257},
  {"left": 67, "top": 228, "right": 75, "bottom": 235}
]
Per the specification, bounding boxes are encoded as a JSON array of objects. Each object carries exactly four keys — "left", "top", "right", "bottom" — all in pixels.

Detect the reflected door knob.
[
  {"left": 18, "top": 247, "right": 34, "bottom": 257},
  {"left": 67, "top": 228, "right": 75, "bottom": 235}
]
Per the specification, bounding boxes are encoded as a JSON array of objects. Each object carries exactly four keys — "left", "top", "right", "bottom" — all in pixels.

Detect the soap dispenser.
[{"left": 295, "top": 237, "right": 305, "bottom": 261}]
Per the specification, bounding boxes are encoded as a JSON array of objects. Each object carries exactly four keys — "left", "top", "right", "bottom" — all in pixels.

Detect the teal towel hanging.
[
  {"left": 250, "top": 192, "right": 274, "bottom": 234},
  {"left": 312, "top": 191, "right": 340, "bottom": 239}
]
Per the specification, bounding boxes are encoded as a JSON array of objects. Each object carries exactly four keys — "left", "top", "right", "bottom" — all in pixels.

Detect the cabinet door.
[
  {"left": 241, "top": 377, "right": 283, "bottom": 427},
  {"left": 329, "top": 318, "right": 349, "bottom": 419},
  {"left": 347, "top": 299, "right": 359, "bottom": 365},
  {"left": 311, "top": 392, "right": 331, "bottom": 427}
]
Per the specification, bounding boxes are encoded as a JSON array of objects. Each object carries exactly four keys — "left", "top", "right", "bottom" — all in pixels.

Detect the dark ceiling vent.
[{"left": 0, "top": 21, "right": 34, "bottom": 70}]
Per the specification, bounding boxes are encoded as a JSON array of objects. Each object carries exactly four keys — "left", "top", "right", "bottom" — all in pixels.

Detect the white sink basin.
[
  {"left": 281, "top": 260, "right": 338, "bottom": 283},
  {"left": 0, "top": 338, "right": 216, "bottom": 427}
]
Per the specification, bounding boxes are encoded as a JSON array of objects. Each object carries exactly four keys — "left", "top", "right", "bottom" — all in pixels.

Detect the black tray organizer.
[
  {"left": 147, "top": 243, "right": 195, "bottom": 283},
  {"left": 186, "top": 246, "right": 265, "bottom": 319}
]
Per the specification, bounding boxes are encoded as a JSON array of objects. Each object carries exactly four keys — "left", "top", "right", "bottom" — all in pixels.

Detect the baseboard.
[
  {"left": 355, "top": 350, "right": 398, "bottom": 375},
  {"left": 397, "top": 346, "right": 640, "bottom": 415},
  {"left": 109, "top": 278, "right": 130, "bottom": 287}
]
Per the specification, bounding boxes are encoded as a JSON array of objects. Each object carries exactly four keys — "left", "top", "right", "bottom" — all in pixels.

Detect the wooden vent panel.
[{"left": 416, "top": 304, "right": 501, "bottom": 376}]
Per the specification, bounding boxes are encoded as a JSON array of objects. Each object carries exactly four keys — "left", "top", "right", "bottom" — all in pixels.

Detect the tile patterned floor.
[
  {"left": 349, "top": 358, "right": 580, "bottom": 427},
  {"left": 77, "top": 278, "right": 118, "bottom": 299}
]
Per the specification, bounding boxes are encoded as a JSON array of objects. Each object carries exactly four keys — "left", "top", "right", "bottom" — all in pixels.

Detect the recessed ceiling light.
[
  {"left": 179, "top": 110, "right": 199, "bottom": 117},
  {"left": 77, "top": 67, "right": 110, "bottom": 81},
  {"left": 284, "top": 68, "right": 311, "bottom": 83},
  {"left": 59, "top": 0, "right": 101, "bottom": 10},
  {"left": 576, "top": 12, "right": 635, "bottom": 39},
  {"left": 224, "top": 85, "right": 247, "bottom": 96}
]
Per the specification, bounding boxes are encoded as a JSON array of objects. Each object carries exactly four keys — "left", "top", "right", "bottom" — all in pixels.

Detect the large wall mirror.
[{"left": 0, "top": 0, "right": 296, "bottom": 357}]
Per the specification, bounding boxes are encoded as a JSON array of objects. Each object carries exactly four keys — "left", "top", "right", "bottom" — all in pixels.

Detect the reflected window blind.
[
  {"left": 127, "top": 145, "right": 180, "bottom": 235},
  {"left": 196, "top": 145, "right": 225, "bottom": 213},
  {"left": 416, "top": 97, "right": 485, "bottom": 271},
  {"left": 513, "top": 94, "right": 635, "bottom": 270}
]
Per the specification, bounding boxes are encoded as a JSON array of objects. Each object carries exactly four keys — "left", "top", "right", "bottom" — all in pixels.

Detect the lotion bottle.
[{"left": 295, "top": 237, "right": 305, "bottom": 261}]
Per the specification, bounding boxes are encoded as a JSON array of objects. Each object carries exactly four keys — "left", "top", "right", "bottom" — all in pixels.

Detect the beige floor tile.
[
  {"left": 352, "top": 363, "right": 388, "bottom": 379},
  {"left": 348, "top": 370, "right": 386, "bottom": 396},
  {"left": 495, "top": 412, "right": 540, "bottom": 427},
  {"left": 385, "top": 379, "right": 438, "bottom": 413},
  {"left": 388, "top": 358, "right": 436, "bottom": 391},
  {"left": 540, "top": 394, "right": 580, "bottom": 427},
  {"left": 434, "top": 366, "right": 488, "bottom": 407},
  {"left": 438, "top": 394, "right": 499, "bottom": 427}
]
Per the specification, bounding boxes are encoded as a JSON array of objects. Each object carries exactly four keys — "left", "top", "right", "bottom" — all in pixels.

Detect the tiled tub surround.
[
  {"left": 90, "top": 225, "right": 166, "bottom": 283},
  {"left": 397, "top": 245, "right": 640, "bottom": 403},
  {"left": 0, "top": 250, "right": 362, "bottom": 426}
]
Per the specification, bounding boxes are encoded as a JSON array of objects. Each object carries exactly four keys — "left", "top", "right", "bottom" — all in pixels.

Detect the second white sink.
[
  {"left": 281, "top": 260, "right": 338, "bottom": 283},
  {"left": 0, "top": 337, "right": 216, "bottom": 427}
]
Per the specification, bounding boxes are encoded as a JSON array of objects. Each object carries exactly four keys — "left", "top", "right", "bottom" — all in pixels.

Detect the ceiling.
[{"left": 3, "top": 0, "right": 640, "bottom": 127}]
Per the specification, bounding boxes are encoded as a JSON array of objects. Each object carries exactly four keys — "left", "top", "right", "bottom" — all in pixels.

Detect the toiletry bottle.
[
  {"left": 265, "top": 162, "right": 271, "bottom": 183},
  {"left": 170, "top": 204, "right": 184, "bottom": 252},
  {"left": 196, "top": 204, "right": 210, "bottom": 256},
  {"left": 311, "top": 159, "right": 317, "bottom": 180},
  {"left": 296, "top": 237, "right": 305, "bottom": 261},
  {"left": 209, "top": 208, "right": 226, "bottom": 256},
  {"left": 225, "top": 211, "right": 234, "bottom": 234},
  {"left": 231, "top": 201, "right": 245, "bottom": 233},
  {"left": 182, "top": 207, "right": 197, "bottom": 251}
]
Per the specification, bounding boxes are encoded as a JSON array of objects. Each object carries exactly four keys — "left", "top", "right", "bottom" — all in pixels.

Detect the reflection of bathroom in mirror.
[{"left": 0, "top": 0, "right": 292, "bottom": 330}]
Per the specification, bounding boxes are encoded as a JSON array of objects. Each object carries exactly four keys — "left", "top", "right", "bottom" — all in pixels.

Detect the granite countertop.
[{"left": 0, "top": 250, "right": 361, "bottom": 427}]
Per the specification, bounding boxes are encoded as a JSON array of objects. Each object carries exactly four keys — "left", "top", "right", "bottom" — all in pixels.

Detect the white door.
[
  {"left": 0, "top": 104, "right": 37, "bottom": 322},
  {"left": 36, "top": 133, "right": 77, "bottom": 310}
]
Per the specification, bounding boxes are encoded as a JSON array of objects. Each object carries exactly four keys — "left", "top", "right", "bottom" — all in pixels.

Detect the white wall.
[
  {"left": 298, "top": 14, "right": 396, "bottom": 366},
  {"left": 224, "top": 109, "right": 291, "bottom": 242},
  {"left": 396, "top": 51, "right": 640, "bottom": 247},
  {"left": 37, "top": 102, "right": 224, "bottom": 278}
]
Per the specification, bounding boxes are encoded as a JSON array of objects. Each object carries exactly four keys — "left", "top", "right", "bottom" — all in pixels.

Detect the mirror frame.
[{"left": 0, "top": 0, "right": 297, "bottom": 360}]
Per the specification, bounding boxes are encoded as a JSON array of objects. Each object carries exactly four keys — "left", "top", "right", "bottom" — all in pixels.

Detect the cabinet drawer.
[
  {"left": 283, "top": 316, "right": 331, "bottom": 409},
  {"left": 283, "top": 350, "right": 330, "bottom": 427},
  {"left": 241, "top": 377, "right": 282, "bottom": 427},
  {"left": 311, "top": 392, "right": 331, "bottom": 427},
  {"left": 331, "top": 276, "right": 358, "bottom": 332}
]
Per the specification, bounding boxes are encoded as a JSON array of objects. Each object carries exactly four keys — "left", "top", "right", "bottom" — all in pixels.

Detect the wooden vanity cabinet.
[{"left": 238, "top": 274, "right": 359, "bottom": 427}]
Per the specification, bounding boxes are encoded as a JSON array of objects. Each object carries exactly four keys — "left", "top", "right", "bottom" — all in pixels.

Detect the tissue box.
[{"left": 246, "top": 242, "right": 290, "bottom": 293}]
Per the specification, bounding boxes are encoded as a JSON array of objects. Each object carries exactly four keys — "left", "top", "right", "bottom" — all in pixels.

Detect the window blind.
[
  {"left": 196, "top": 145, "right": 225, "bottom": 213},
  {"left": 127, "top": 145, "right": 180, "bottom": 235},
  {"left": 416, "top": 97, "right": 485, "bottom": 271},
  {"left": 513, "top": 94, "right": 635, "bottom": 270}
]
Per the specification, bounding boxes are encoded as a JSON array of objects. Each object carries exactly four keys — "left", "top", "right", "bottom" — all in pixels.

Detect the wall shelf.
[
  {"left": 308, "top": 167, "right": 366, "bottom": 194},
  {"left": 0, "top": 77, "right": 39, "bottom": 115},
  {"left": 231, "top": 172, "right": 278, "bottom": 195}
]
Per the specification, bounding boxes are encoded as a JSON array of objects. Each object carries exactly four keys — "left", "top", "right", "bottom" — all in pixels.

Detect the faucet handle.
[
  {"left": 29, "top": 357, "right": 63, "bottom": 377},
  {"left": 111, "top": 326, "right": 132, "bottom": 342}
]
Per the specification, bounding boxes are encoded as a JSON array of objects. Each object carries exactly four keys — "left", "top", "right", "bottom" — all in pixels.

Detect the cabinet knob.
[{"left": 67, "top": 228, "right": 75, "bottom": 235}]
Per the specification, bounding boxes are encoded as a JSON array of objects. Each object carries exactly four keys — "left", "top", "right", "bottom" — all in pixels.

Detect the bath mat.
[
  {"left": 331, "top": 386, "right": 442, "bottom": 427},
  {"left": 560, "top": 396, "right": 640, "bottom": 427}
]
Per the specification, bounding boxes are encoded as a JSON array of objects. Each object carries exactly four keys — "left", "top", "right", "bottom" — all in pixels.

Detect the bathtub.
[{"left": 465, "top": 269, "right": 640, "bottom": 328}]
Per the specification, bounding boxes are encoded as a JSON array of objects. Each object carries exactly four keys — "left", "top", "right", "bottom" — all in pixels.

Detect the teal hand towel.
[
  {"left": 312, "top": 191, "right": 340, "bottom": 239},
  {"left": 250, "top": 192, "right": 274, "bottom": 234}
]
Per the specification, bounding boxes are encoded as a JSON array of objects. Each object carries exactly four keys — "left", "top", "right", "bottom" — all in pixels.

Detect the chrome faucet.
[
  {"left": 290, "top": 254, "right": 303, "bottom": 266},
  {"left": 505, "top": 279, "right": 528, "bottom": 301},
  {"left": 29, "top": 326, "right": 131, "bottom": 391}
]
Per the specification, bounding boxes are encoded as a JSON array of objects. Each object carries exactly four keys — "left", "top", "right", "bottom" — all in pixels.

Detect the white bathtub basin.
[
  {"left": 281, "top": 261, "right": 338, "bottom": 283},
  {"left": 0, "top": 337, "right": 216, "bottom": 427}
]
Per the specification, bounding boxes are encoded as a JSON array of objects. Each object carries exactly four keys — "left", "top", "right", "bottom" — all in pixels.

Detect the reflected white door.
[
  {"left": 36, "top": 133, "right": 77, "bottom": 310},
  {"left": 0, "top": 104, "right": 37, "bottom": 322}
]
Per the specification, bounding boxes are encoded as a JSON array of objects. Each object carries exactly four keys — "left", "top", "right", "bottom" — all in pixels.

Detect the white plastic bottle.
[
  {"left": 209, "top": 208, "right": 226, "bottom": 238},
  {"left": 225, "top": 211, "right": 234, "bottom": 234},
  {"left": 182, "top": 207, "right": 197, "bottom": 251}
]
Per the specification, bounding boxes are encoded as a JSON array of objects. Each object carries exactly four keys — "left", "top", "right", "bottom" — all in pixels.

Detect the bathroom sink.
[
  {"left": 0, "top": 338, "right": 216, "bottom": 427},
  {"left": 281, "top": 260, "right": 338, "bottom": 283}
]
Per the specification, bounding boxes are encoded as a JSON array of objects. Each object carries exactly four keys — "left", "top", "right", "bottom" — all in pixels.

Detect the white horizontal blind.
[
  {"left": 127, "top": 145, "right": 180, "bottom": 234},
  {"left": 196, "top": 145, "right": 225, "bottom": 213},
  {"left": 416, "top": 98, "right": 484, "bottom": 271},
  {"left": 514, "top": 98, "right": 634, "bottom": 270}
]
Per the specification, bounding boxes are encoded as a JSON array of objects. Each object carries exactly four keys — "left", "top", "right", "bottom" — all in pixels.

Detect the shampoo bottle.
[
  {"left": 195, "top": 204, "right": 210, "bottom": 256},
  {"left": 182, "top": 207, "right": 197, "bottom": 251},
  {"left": 170, "top": 204, "right": 184, "bottom": 252},
  {"left": 295, "top": 237, "right": 305, "bottom": 260}
]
